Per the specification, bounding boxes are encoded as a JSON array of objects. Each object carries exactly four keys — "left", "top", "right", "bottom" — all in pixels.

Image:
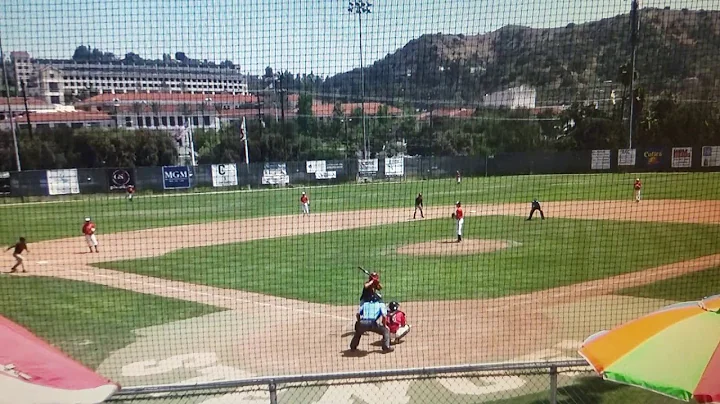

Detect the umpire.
[
  {"left": 526, "top": 199, "right": 545, "bottom": 221},
  {"left": 350, "top": 294, "right": 394, "bottom": 353}
]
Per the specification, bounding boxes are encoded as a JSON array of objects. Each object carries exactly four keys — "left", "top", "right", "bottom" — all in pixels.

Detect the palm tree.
[
  {"left": 150, "top": 102, "right": 161, "bottom": 128},
  {"left": 131, "top": 102, "right": 144, "bottom": 128},
  {"left": 177, "top": 103, "right": 193, "bottom": 127}
]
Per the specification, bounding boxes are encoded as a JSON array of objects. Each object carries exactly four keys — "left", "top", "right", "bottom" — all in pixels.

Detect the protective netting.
[{"left": 2, "top": 1, "right": 720, "bottom": 403}]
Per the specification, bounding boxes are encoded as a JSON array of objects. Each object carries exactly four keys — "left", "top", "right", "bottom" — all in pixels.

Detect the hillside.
[{"left": 322, "top": 8, "right": 720, "bottom": 105}]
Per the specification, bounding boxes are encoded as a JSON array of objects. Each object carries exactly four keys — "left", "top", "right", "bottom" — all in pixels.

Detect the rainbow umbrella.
[{"left": 578, "top": 295, "right": 720, "bottom": 403}]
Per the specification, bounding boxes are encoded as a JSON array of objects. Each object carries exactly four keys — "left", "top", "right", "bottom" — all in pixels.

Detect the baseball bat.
[{"left": 357, "top": 266, "right": 371, "bottom": 276}]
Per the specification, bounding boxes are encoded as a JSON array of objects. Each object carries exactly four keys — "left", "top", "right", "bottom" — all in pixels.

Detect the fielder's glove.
[{"left": 451, "top": 213, "right": 456, "bottom": 219}]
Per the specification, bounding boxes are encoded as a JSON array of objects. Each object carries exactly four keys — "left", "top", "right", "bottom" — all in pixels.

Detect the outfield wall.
[{"left": 5, "top": 147, "right": 720, "bottom": 197}]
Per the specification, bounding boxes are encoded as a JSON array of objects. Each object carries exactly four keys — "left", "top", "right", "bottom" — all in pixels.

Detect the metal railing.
[{"left": 110, "top": 359, "right": 592, "bottom": 404}]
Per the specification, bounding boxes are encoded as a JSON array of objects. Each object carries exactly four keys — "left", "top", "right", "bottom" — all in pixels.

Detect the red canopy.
[{"left": 0, "top": 315, "right": 119, "bottom": 404}]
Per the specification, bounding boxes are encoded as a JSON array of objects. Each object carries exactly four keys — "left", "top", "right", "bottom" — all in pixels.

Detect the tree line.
[{"left": 1, "top": 91, "right": 719, "bottom": 171}]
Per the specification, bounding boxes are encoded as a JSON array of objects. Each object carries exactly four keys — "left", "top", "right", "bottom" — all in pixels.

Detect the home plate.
[{"left": 36, "top": 261, "right": 49, "bottom": 265}]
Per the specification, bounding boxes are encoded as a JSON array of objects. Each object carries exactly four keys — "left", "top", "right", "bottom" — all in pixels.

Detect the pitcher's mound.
[{"left": 396, "top": 239, "right": 511, "bottom": 256}]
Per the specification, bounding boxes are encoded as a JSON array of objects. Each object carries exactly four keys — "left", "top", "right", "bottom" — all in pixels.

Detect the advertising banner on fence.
[
  {"left": 211, "top": 164, "right": 238, "bottom": 187},
  {"left": 262, "top": 163, "right": 290, "bottom": 185},
  {"left": 702, "top": 146, "right": 720, "bottom": 167},
  {"left": 326, "top": 162, "right": 343, "bottom": 170},
  {"left": 305, "top": 160, "right": 326, "bottom": 174},
  {"left": 358, "top": 159, "right": 379, "bottom": 173},
  {"left": 47, "top": 169, "right": 80, "bottom": 196},
  {"left": 162, "top": 166, "right": 191, "bottom": 189},
  {"left": 385, "top": 157, "right": 405, "bottom": 176},
  {"left": 618, "top": 149, "right": 636, "bottom": 166},
  {"left": 591, "top": 149, "right": 611, "bottom": 170},
  {"left": 315, "top": 171, "right": 337, "bottom": 180},
  {"left": 643, "top": 149, "right": 664, "bottom": 167},
  {"left": 671, "top": 147, "right": 692, "bottom": 168},
  {"left": 107, "top": 168, "right": 135, "bottom": 191}
]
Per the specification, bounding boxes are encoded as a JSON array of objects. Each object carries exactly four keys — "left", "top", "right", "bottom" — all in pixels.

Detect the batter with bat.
[{"left": 358, "top": 267, "right": 383, "bottom": 305}]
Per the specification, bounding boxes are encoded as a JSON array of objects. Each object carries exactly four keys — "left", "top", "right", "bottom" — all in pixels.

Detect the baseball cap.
[{"left": 85, "top": 217, "right": 91, "bottom": 221}]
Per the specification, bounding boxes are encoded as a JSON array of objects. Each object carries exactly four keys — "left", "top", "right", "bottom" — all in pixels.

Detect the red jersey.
[
  {"left": 127, "top": 185, "right": 135, "bottom": 194},
  {"left": 387, "top": 311, "right": 407, "bottom": 334},
  {"left": 456, "top": 172, "right": 461, "bottom": 179},
  {"left": 13, "top": 242, "right": 27, "bottom": 255},
  {"left": 455, "top": 207, "right": 464, "bottom": 220},
  {"left": 82, "top": 222, "right": 96, "bottom": 235},
  {"left": 300, "top": 195, "right": 308, "bottom": 204},
  {"left": 634, "top": 180, "right": 642, "bottom": 190}
]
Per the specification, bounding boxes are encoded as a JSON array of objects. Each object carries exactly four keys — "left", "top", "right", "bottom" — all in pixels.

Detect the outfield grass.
[
  {"left": 95, "top": 216, "right": 720, "bottom": 305},
  {"left": 618, "top": 266, "right": 720, "bottom": 302},
  {"left": 0, "top": 277, "right": 221, "bottom": 369},
  {"left": 1, "top": 172, "right": 719, "bottom": 243}
]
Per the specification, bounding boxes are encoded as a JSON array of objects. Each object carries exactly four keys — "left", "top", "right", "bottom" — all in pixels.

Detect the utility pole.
[
  {"left": 21, "top": 80, "right": 33, "bottom": 138},
  {"left": 0, "top": 33, "right": 21, "bottom": 171},
  {"left": 628, "top": 0, "right": 640, "bottom": 149},
  {"left": 348, "top": 1, "right": 372, "bottom": 158}
]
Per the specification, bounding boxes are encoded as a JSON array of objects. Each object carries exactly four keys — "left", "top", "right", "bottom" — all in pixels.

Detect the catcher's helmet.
[{"left": 389, "top": 301, "right": 400, "bottom": 312}]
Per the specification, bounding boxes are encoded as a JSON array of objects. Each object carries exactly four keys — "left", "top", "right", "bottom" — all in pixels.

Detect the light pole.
[
  {"left": 628, "top": 0, "right": 640, "bottom": 149},
  {"left": 348, "top": 1, "right": 372, "bottom": 159},
  {"left": 0, "top": 34, "right": 21, "bottom": 171}
]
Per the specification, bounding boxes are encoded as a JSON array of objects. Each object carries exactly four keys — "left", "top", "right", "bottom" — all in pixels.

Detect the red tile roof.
[
  {"left": 5, "top": 97, "right": 50, "bottom": 107},
  {"left": 299, "top": 102, "right": 403, "bottom": 117},
  {"left": 27, "top": 111, "right": 113, "bottom": 123},
  {"left": 82, "top": 93, "right": 257, "bottom": 105}
]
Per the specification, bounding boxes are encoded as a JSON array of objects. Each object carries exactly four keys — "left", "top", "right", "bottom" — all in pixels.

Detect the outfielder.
[
  {"left": 413, "top": 193, "right": 424, "bottom": 219},
  {"left": 634, "top": 178, "right": 642, "bottom": 202},
  {"left": 300, "top": 192, "right": 310, "bottom": 215},
  {"left": 5, "top": 237, "right": 29, "bottom": 273},
  {"left": 452, "top": 201, "right": 464, "bottom": 242},
  {"left": 456, "top": 170, "right": 461, "bottom": 185},
  {"left": 126, "top": 185, "right": 135, "bottom": 202},
  {"left": 82, "top": 217, "right": 99, "bottom": 253}
]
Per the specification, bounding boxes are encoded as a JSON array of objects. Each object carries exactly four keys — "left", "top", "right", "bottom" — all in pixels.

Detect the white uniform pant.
[
  {"left": 302, "top": 202, "right": 310, "bottom": 214},
  {"left": 391, "top": 325, "right": 411, "bottom": 340},
  {"left": 634, "top": 189, "right": 642, "bottom": 201},
  {"left": 456, "top": 218, "right": 464, "bottom": 236},
  {"left": 85, "top": 234, "right": 98, "bottom": 247}
]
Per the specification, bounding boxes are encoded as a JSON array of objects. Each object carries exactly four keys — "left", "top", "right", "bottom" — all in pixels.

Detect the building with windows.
[
  {"left": 483, "top": 85, "right": 537, "bottom": 109},
  {"left": 9, "top": 51, "right": 249, "bottom": 105},
  {"left": 76, "top": 92, "right": 260, "bottom": 130}
]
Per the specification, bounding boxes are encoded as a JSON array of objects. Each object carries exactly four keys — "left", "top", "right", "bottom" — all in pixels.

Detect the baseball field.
[{"left": 1, "top": 172, "right": 719, "bottom": 403}]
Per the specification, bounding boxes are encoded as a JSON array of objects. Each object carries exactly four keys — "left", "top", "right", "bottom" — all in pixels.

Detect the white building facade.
[
  {"left": 483, "top": 85, "right": 537, "bottom": 109},
  {"left": 10, "top": 51, "right": 249, "bottom": 105}
]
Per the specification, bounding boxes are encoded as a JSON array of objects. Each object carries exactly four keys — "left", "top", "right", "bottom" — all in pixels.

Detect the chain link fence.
[{"left": 108, "top": 361, "right": 607, "bottom": 404}]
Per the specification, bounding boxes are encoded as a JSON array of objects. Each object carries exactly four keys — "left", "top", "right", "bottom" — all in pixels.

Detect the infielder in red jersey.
[
  {"left": 82, "top": 217, "right": 99, "bottom": 253},
  {"left": 127, "top": 185, "right": 135, "bottom": 202},
  {"left": 300, "top": 191, "right": 310, "bottom": 215},
  {"left": 453, "top": 201, "right": 464, "bottom": 242},
  {"left": 5, "top": 237, "right": 29, "bottom": 273},
  {"left": 634, "top": 178, "right": 642, "bottom": 203}
]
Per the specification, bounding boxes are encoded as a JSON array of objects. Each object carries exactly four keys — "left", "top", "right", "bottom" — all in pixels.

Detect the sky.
[{"left": 0, "top": 0, "right": 717, "bottom": 76}]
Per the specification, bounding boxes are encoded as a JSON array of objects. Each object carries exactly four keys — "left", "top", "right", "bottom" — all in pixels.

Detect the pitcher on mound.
[{"left": 452, "top": 201, "right": 464, "bottom": 242}]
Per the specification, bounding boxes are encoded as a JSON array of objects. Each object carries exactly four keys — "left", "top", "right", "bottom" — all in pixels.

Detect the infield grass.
[
  {"left": 0, "top": 276, "right": 221, "bottom": 369},
  {"left": 618, "top": 266, "right": 720, "bottom": 302},
  {"left": 95, "top": 216, "right": 720, "bottom": 305},
  {"left": 2, "top": 172, "right": 719, "bottom": 243}
]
